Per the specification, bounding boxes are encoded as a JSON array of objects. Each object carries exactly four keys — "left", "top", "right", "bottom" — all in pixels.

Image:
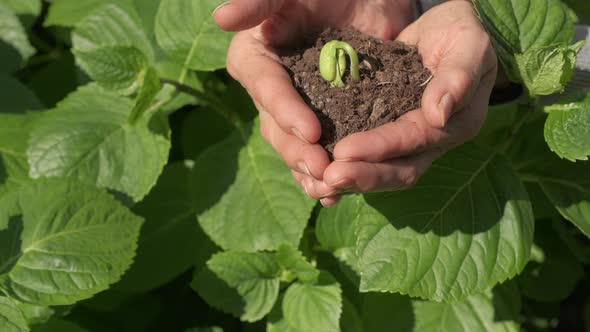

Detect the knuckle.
[{"left": 441, "top": 68, "right": 474, "bottom": 100}]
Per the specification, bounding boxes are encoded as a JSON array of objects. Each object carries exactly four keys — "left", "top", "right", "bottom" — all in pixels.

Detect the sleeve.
[
  {"left": 416, "top": 0, "right": 448, "bottom": 15},
  {"left": 567, "top": 25, "right": 590, "bottom": 94}
]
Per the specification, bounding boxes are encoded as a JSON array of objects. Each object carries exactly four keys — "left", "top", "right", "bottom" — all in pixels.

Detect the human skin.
[{"left": 213, "top": 0, "right": 497, "bottom": 207}]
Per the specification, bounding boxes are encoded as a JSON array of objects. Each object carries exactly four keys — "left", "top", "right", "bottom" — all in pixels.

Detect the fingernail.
[
  {"left": 292, "top": 128, "right": 311, "bottom": 144},
  {"left": 438, "top": 93, "right": 454, "bottom": 127},
  {"left": 212, "top": 2, "right": 230, "bottom": 15},
  {"left": 300, "top": 180, "right": 311, "bottom": 197},
  {"left": 325, "top": 178, "right": 351, "bottom": 188},
  {"left": 297, "top": 161, "right": 312, "bottom": 176},
  {"left": 321, "top": 189, "right": 344, "bottom": 198}
]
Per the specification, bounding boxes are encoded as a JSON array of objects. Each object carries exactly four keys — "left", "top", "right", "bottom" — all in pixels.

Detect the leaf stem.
[{"left": 160, "top": 78, "right": 247, "bottom": 136}]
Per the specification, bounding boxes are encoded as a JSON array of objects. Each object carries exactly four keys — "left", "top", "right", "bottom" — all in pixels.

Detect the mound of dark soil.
[{"left": 281, "top": 27, "right": 431, "bottom": 155}]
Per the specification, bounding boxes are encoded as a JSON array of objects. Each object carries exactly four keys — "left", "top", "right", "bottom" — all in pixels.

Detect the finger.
[
  {"left": 291, "top": 170, "right": 323, "bottom": 200},
  {"left": 323, "top": 148, "right": 446, "bottom": 193},
  {"left": 291, "top": 170, "right": 343, "bottom": 205},
  {"left": 213, "top": 0, "right": 285, "bottom": 31},
  {"left": 260, "top": 112, "right": 330, "bottom": 180},
  {"left": 333, "top": 76, "right": 494, "bottom": 164},
  {"left": 227, "top": 33, "right": 322, "bottom": 144},
  {"left": 399, "top": 23, "right": 497, "bottom": 129},
  {"left": 332, "top": 110, "right": 450, "bottom": 163},
  {"left": 420, "top": 40, "right": 497, "bottom": 128},
  {"left": 320, "top": 195, "right": 342, "bottom": 208}
]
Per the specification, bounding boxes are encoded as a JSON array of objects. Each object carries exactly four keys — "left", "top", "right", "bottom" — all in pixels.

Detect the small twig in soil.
[
  {"left": 377, "top": 82, "right": 393, "bottom": 86},
  {"left": 419, "top": 74, "right": 434, "bottom": 87}
]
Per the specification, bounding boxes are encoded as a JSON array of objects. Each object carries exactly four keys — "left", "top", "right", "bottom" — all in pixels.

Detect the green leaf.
[
  {"left": 14, "top": 302, "right": 53, "bottom": 326},
  {"left": 0, "top": 0, "right": 41, "bottom": 16},
  {"left": 116, "top": 162, "right": 218, "bottom": 292},
  {"left": 276, "top": 244, "right": 319, "bottom": 283},
  {"left": 0, "top": 76, "right": 43, "bottom": 182},
  {"left": 45, "top": 0, "right": 134, "bottom": 27},
  {"left": 282, "top": 273, "right": 342, "bottom": 332},
  {"left": 27, "top": 84, "right": 170, "bottom": 202},
  {"left": 356, "top": 143, "right": 534, "bottom": 301},
  {"left": 71, "top": 4, "right": 153, "bottom": 62},
  {"left": 73, "top": 46, "right": 148, "bottom": 95},
  {"left": 129, "top": 66, "right": 161, "bottom": 123},
  {"left": 0, "top": 178, "right": 142, "bottom": 305},
  {"left": 473, "top": 0, "right": 575, "bottom": 86},
  {"left": 206, "top": 251, "right": 281, "bottom": 322},
  {"left": 518, "top": 220, "right": 583, "bottom": 302},
  {"left": 192, "top": 267, "right": 246, "bottom": 319},
  {"left": 516, "top": 41, "right": 583, "bottom": 95},
  {"left": 0, "top": 2, "right": 34, "bottom": 62},
  {"left": 266, "top": 295, "right": 298, "bottom": 332},
  {"left": 316, "top": 195, "right": 363, "bottom": 271},
  {"left": 530, "top": 163, "right": 590, "bottom": 237},
  {"left": 414, "top": 282, "right": 521, "bottom": 332},
  {"left": 544, "top": 91, "right": 590, "bottom": 161},
  {"left": 268, "top": 295, "right": 359, "bottom": 332},
  {"left": 0, "top": 297, "right": 28, "bottom": 332},
  {"left": 197, "top": 121, "right": 316, "bottom": 252},
  {"left": 511, "top": 115, "right": 590, "bottom": 238},
  {"left": 155, "top": 0, "right": 233, "bottom": 72}
]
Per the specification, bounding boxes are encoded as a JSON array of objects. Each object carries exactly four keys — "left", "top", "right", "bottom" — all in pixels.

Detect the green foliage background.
[{"left": 0, "top": 0, "right": 589, "bottom": 331}]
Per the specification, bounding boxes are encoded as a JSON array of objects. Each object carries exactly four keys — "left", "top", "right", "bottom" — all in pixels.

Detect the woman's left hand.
[{"left": 297, "top": 0, "right": 498, "bottom": 206}]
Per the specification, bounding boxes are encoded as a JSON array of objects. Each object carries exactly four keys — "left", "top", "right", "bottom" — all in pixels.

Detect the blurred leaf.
[
  {"left": 0, "top": 0, "right": 41, "bottom": 16},
  {"left": 0, "top": 297, "right": 28, "bottom": 332},
  {"left": 519, "top": 220, "right": 583, "bottom": 302},
  {"left": 282, "top": 273, "right": 342, "bottom": 332},
  {"left": 27, "top": 84, "right": 170, "bottom": 202},
  {"left": 206, "top": 251, "right": 280, "bottom": 322},
  {"left": 516, "top": 41, "right": 583, "bottom": 96},
  {"left": 512, "top": 116, "right": 590, "bottom": 238},
  {"left": 155, "top": 0, "right": 233, "bottom": 71},
  {"left": 544, "top": 90, "right": 590, "bottom": 161},
  {"left": 197, "top": 121, "right": 316, "bottom": 252},
  {"left": 0, "top": 2, "right": 34, "bottom": 63},
  {"left": 0, "top": 178, "right": 142, "bottom": 305},
  {"left": 116, "top": 162, "right": 218, "bottom": 292},
  {"left": 413, "top": 283, "right": 521, "bottom": 332},
  {"left": 44, "top": 0, "right": 134, "bottom": 27},
  {"left": 473, "top": 0, "right": 575, "bottom": 88},
  {"left": 73, "top": 46, "right": 148, "bottom": 95},
  {"left": 192, "top": 251, "right": 280, "bottom": 323},
  {"left": 71, "top": 4, "right": 153, "bottom": 61},
  {"left": 129, "top": 66, "right": 161, "bottom": 122},
  {"left": 276, "top": 244, "right": 319, "bottom": 283}
]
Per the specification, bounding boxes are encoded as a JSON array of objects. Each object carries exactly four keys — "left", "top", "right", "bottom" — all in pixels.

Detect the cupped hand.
[
  {"left": 213, "top": 0, "right": 415, "bottom": 198},
  {"left": 301, "top": 1, "right": 498, "bottom": 206}
]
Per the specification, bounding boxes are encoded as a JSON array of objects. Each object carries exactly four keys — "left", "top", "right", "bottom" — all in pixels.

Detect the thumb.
[
  {"left": 213, "top": 0, "right": 285, "bottom": 32},
  {"left": 421, "top": 66, "right": 479, "bottom": 128},
  {"left": 419, "top": 38, "right": 497, "bottom": 128}
]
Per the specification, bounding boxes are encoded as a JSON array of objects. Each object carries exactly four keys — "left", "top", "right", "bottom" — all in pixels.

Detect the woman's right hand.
[{"left": 213, "top": 0, "right": 415, "bottom": 204}]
